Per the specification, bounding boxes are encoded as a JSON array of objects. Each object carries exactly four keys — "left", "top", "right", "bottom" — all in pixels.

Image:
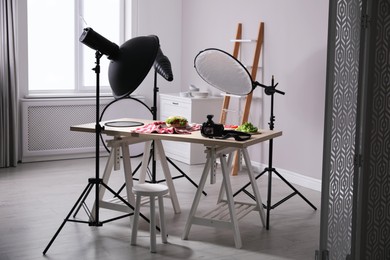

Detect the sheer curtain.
[{"left": 0, "top": 0, "right": 19, "bottom": 167}]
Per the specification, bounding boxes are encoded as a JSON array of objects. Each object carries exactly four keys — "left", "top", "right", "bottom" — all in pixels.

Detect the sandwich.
[{"left": 165, "top": 116, "right": 188, "bottom": 128}]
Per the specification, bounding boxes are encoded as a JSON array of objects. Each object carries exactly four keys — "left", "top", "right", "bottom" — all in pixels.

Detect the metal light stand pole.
[
  {"left": 43, "top": 51, "right": 150, "bottom": 255},
  {"left": 233, "top": 76, "right": 317, "bottom": 230},
  {"left": 150, "top": 70, "right": 207, "bottom": 194},
  {"left": 150, "top": 70, "right": 159, "bottom": 183}
]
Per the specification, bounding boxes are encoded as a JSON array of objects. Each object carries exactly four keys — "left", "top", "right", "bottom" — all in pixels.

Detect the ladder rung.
[
  {"left": 220, "top": 93, "right": 246, "bottom": 98},
  {"left": 230, "top": 39, "right": 256, "bottom": 42},
  {"left": 222, "top": 109, "right": 240, "bottom": 113}
]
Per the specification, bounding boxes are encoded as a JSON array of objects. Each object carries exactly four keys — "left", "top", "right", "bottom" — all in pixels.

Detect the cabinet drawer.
[
  {"left": 162, "top": 140, "right": 191, "bottom": 162},
  {"left": 159, "top": 93, "right": 223, "bottom": 164},
  {"left": 162, "top": 140, "right": 206, "bottom": 165},
  {"left": 160, "top": 101, "right": 191, "bottom": 120}
]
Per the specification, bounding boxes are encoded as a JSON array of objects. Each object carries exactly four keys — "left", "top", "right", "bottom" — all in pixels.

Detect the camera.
[{"left": 201, "top": 115, "right": 224, "bottom": 138}]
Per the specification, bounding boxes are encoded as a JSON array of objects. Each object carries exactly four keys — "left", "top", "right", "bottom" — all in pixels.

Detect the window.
[{"left": 27, "top": 0, "right": 124, "bottom": 94}]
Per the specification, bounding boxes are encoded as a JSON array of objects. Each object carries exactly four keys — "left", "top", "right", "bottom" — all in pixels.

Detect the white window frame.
[{"left": 25, "top": 0, "right": 126, "bottom": 97}]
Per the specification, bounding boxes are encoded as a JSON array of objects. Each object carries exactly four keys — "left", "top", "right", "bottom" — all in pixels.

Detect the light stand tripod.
[
  {"left": 233, "top": 76, "right": 317, "bottom": 230},
  {"left": 43, "top": 51, "right": 151, "bottom": 255}
]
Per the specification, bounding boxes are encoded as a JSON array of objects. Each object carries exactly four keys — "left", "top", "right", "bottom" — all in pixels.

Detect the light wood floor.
[{"left": 0, "top": 156, "right": 320, "bottom": 260}]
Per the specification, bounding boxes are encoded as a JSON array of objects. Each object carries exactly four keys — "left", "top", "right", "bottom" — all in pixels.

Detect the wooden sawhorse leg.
[
  {"left": 182, "top": 147, "right": 242, "bottom": 248},
  {"left": 138, "top": 140, "right": 181, "bottom": 214},
  {"left": 182, "top": 146, "right": 266, "bottom": 248}
]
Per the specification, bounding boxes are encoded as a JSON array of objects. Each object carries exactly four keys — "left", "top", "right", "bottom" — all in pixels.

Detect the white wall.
[
  {"left": 180, "top": 0, "right": 329, "bottom": 180},
  {"left": 130, "top": 0, "right": 182, "bottom": 105}
]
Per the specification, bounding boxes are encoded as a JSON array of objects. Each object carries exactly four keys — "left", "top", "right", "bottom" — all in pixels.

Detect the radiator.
[{"left": 21, "top": 96, "right": 150, "bottom": 162}]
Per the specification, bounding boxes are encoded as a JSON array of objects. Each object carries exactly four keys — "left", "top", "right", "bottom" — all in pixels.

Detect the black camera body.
[{"left": 201, "top": 115, "right": 224, "bottom": 138}]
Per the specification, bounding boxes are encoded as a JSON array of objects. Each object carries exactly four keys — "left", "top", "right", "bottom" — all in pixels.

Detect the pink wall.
[{"left": 181, "top": 0, "right": 329, "bottom": 180}]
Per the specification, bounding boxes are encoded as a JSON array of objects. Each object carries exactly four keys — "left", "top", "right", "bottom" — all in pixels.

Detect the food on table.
[
  {"left": 236, "top": 122, "right": 258, "bottom": 133},
  {"left": 165, "top": 116, "right": 188, "bottom": 128},
  {"left": 224, "top": 124, "right": 239, "bottom": 129}
]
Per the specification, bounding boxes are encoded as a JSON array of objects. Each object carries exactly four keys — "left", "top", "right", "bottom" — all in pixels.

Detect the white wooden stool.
[{"left": 131, "top": 183, "right": 169, "bottom": 253}]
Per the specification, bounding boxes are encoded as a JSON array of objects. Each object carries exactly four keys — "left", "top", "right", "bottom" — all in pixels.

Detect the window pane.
[
  {"left": 81, "top": 0, "right": 121, "bottom": 89},
  {"left": 27, "top": 0, "right": 75, "bottom": 91},
  {"left": 27, "top": 0, "right": 122, "bottom": 93}
]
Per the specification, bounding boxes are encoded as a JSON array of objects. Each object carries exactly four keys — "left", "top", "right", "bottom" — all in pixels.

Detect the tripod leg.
[
  {"left": 273, "top": 170, "right": 317, "bottom": 210},
  {"left": 233, "top": 169, "right": 267, "bottom": 197},
  {"left": 90, "top": 149, "right": 116, "bottom": 220},
  {"left": 266, "top": 168, "right": 272, "bottom": 230},
  {"left": 43, "top": 182, "right": 93, "bottom": 255},
  {"left": 100, "top": 182, "right": 156, "bottom": 230},
  {"left": 74, "top": 143, "right": 118, "bottom": 218},
  {"left": 166, "top": 157, "right": 207, "bottom": 196},
  {"left": 132, "top": 160, "right": 143, "bottom": 177},
  {"left": 73, "top": 180, "right": 94, "bottom": 218}
]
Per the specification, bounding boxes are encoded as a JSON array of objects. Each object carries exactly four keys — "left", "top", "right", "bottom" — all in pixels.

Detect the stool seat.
[
  {"left": 131, "top": 183, "right": 169, "bottom": 253},
  {"left": 132, "top": 183, "right": 169, "bottom": 197}
]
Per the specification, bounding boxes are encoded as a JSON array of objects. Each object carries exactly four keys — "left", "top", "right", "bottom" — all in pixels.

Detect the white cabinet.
[{"left": 159, "top": 93, "right": 223, "bottom": 164}]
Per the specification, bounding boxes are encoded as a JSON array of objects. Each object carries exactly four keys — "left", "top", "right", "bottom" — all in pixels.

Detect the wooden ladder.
[{"left": 219, "top": 22, "right": 264, "bottom": 176}]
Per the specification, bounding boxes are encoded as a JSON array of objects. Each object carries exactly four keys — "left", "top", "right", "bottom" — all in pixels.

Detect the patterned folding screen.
[
  {"left": 321, "top": 0, "right": 390, "bottom": 259},
  {"left": 320, "top": 0, "right": 361, "bottom": 259},
  {"left": 357, "top": 0, "right": 390, "bottom": 258}
]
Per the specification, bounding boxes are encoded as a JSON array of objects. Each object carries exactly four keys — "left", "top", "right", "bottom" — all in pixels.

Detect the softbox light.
[
  {"left": 154, "top": 48, "right": 173, "bottom": 82},
  {"left": 108, "top": 35, "right": 160, "bottom": 98}
]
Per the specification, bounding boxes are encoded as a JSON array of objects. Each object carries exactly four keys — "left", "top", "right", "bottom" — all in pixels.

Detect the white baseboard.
[{"left": 249, "top": 162, "right": 322, "bottom": 192}]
